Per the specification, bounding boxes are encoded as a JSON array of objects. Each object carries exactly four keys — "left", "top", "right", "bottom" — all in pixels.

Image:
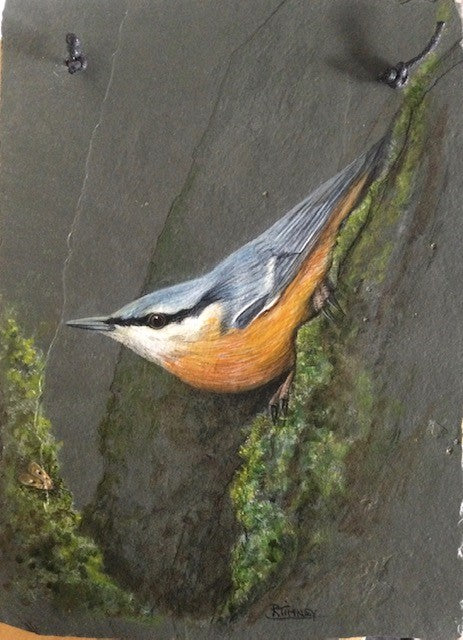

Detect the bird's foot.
[
  {"left": 311, "top": 281, "right": 344, "bottom": 324},
  {"left": 269, "top": 370, "right": 295, "bottom": 424}
]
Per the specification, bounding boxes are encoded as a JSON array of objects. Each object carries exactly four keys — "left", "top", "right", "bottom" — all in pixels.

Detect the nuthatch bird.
[{"left": 67, "top": 134, "right": 390, "bottom": 416}]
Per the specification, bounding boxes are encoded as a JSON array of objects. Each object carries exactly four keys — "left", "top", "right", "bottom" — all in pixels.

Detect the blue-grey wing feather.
[{"left": 212, "top": 136, "right": 388, "bottom": 329}]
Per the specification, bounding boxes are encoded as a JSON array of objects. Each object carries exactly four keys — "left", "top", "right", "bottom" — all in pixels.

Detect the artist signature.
[{"left": 265, "top": 603, "right": 317, "bottom": 620}]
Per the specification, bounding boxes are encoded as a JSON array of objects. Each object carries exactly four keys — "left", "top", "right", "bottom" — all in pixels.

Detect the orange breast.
[{"left": 165, "top": 175, "right": 368, "bottom": 392}]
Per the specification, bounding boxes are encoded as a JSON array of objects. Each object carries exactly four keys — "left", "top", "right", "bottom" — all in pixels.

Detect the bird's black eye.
[{"left": 146, "top": 313, "right": 167, "bottom": 329}]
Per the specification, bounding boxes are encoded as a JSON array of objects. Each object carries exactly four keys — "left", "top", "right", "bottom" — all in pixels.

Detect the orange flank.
[
  {"left": 166, "top": 173, "right": 369, "bottom": 392},
  {"left": 0, "top": 622, "right": 113, "bottom": 640}
]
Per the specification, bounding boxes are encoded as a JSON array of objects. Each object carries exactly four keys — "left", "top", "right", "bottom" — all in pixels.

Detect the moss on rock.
[{"left": 0, "top": 313, "right": 151, "bottom": 619}]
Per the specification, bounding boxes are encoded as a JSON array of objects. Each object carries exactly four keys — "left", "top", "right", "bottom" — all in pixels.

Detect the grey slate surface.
[{"left": 0, "top": 0, "right": 462, "bottom": 638}]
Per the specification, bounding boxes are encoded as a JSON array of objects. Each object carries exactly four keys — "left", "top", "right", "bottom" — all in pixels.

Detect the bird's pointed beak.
[{"left": 66, "top": 316, "right": 115, "bottom": 332}]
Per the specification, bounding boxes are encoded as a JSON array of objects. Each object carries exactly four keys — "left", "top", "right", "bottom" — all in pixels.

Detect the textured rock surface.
[{"left": 0, "top": 0, "right": 461, "bottom": 638}]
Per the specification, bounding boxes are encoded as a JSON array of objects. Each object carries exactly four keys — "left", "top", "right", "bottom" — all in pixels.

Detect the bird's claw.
[
  {"left": 269, "top": 370, "right": 294, "bottom": 424},
  {"left": 312, "top": 281, "right": 344, "bottom": 325},
  {"left": 280, "top": 397, "right": 289, "bottom": 419},
  {"left": 321, "top": 306, "right": 337, "bottom": 324},
  {"left": 326, "top": 290, "right": 344, "bottom": 317},
  {"left": 270, "top": 402, "right": 279, "bottom": 424},
  {"left": 269, "top": 399, "right": 288, "bottom": 424}
]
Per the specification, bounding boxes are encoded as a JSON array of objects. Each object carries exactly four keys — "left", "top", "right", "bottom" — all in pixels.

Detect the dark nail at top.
[{"left": 65, "top": 32, "right": 88, "bottom": 74}]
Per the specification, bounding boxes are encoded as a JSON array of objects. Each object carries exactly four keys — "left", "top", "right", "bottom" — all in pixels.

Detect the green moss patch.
[
  {"left": 436, "top": 0, "right": 454, "bottom": 23},
  {"left": 0, "top": 314, "right": 150, "bottom": 619}
]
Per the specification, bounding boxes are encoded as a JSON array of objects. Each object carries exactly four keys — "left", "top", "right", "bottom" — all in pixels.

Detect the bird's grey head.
[{"left": 66, "top": 276, "right": 222, "bottom": 365}]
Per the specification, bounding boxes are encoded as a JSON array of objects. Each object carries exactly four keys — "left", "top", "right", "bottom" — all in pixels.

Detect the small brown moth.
[{"left": 18, "top": 462, "right": 54, "bottom": 491}]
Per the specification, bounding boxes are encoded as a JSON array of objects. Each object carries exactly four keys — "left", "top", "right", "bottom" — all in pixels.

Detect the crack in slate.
[
  {"left": 33, "top": 2, "right": 130, "bottom": 431},
  {"left": 191, "top": 0, "right": 291, "bottom": 163},
  {"left": 339, "top": 83, "right": 353, "bottom": 171}
]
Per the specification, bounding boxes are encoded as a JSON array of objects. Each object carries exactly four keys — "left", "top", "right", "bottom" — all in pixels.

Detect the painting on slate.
[{"left": 0, "top": 1, "right": 461, "bottom": 639}]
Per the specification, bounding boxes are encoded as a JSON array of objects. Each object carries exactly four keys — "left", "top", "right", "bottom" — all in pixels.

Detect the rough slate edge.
[
  {"left": 0, "top": 1, "right": 460, "bottom": 640},
  {"left": 455, "top": 8, "right": 463, "bottom": 640}
]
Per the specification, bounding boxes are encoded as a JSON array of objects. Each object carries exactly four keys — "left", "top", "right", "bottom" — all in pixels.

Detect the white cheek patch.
[
  {"left": 110, "top": 326, "right": 164, "bottom": 364},
  {"left": 108, "top": 303, "right": 221, "bottom": 366}
]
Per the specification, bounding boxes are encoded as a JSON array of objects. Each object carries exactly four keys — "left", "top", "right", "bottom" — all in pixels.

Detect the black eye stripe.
[
  {"left": 107, "top": 289, "right": 220, "bottom": 329},
  {"left": 107, "top": 311, "right": 180, "bottom": 328},
  {"left": 106, "top": 314, "right": 166, "bottom": 327}
]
